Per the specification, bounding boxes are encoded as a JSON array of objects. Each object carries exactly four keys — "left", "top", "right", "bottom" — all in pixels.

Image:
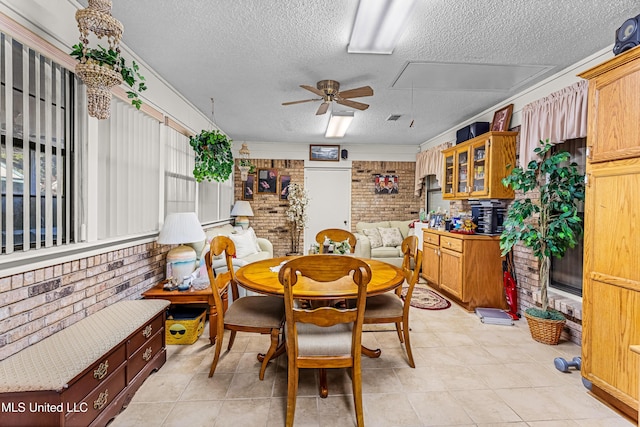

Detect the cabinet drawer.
[
  {"left": 65, "top": 343, "right": 126, "bottom": 405},
  {"left": 127, "top": 313, "right": 164, "bottom": 357},
  {"left": 440, "top": 236, "right": 463, "bottom": 252},
  {"left": 127, "top": 330, "right": 163, "bottom": 383},
  {"left": 423, "top": 232, "right": 439, "bottom": 246},
  {"left": 66, "top": 363, "right": 126, "bottom": 427}
]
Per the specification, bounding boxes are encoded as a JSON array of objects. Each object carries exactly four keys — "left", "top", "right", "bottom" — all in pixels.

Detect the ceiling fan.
[{"left": 282, "top": 80, "right": 373, "bottom": 115}]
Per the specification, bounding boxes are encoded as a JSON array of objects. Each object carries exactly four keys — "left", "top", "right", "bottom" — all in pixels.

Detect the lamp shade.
[
  {"left": 157, "top": 212, "right": 206, "bottom": 244},
  {"left": 230, "top": 201, "right": 254, "bottom": 217}
]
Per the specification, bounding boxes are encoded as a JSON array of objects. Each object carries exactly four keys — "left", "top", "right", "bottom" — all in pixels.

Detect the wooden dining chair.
[
  {"left": 205, "top": 235, "right": 284, "bottom": 380},
  {"left": 363, "top": 235, "right": 422, "bottom": 368},
  {"left": 278, "top": 255, "right": 371, "bottom": 427},
  {"left": 315, "top": 228, "right": 357, "bottom": 253}
]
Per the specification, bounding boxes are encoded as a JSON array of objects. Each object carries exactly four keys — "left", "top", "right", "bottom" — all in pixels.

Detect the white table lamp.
[
  {"left": 230, "top": 201, "right": 254, "bottom": 230},
  {"left": 157, "top": 212, "right": 206, "bottom": 281}
]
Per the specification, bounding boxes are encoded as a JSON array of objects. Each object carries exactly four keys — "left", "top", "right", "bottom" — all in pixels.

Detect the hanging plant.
[
  {"left": 189, "top": 129, "right": 234, "bottom": 183},
  {"left": 71, "top": 43, "right": 147, "bottom": 110}
]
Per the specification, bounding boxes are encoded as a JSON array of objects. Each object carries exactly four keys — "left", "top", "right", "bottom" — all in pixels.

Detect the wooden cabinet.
[
  {"left": 579, "top": 46, "right": 640, "bottom": 422},
  {"left": 0, "top": 302, "right": 167, "bottom": 427},
  {"left": 421, "top": 229, "right": 507, "bottom": 311},
  {"left": 442, "top": 131, "right": 517, "bottom": 200},
  {"left": 421, "top": 232, "right": 440, "bottom": 285}
]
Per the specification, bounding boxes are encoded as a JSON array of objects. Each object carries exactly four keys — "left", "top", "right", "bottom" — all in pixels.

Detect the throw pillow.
[
  {"left": 363, "top": 228, "right": 383, "bottom": 249},
  {"left": 246, "top": 227, "right": 262, "bottom": 252},
  {"left": 229, "top": 228, "right": 260, "bottom": 259},
  {"left": 378, "top": 227, "right": 403, "bottom": 247}
]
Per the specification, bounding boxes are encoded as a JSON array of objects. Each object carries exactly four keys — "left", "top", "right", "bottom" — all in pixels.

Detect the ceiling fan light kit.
[
  {"left": 325, "top": 111, "right": 355, "bottom": 138},
  {"left": 348, "top": 0, "right": 417, "bottom": 54}
]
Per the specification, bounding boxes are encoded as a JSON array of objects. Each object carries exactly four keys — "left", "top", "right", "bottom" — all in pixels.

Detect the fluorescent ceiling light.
[
  {"left": 325, "top": 111, "right": 354, "bottom": 138},
  {"left": 348, "top": 0, "right": 416, "bottom": 54}
]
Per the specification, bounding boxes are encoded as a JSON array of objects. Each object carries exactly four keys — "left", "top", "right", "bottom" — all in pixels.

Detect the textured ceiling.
[{"left": 79, "top": 0, "right": 639, "bottom": 146}]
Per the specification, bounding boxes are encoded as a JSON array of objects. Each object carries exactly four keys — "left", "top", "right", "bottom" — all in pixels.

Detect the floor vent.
[{"left": 386, "top": 114, "right": 402, "bottom": 121}]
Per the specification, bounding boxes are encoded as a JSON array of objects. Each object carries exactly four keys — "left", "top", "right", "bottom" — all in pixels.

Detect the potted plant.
[
  {"left": 500, "top": 139, "right": 585, "bottom": 345},
  {"left": 285, "top": 183, "right": 309, "bottom": 255},
  {"left": 189, "top": 129, "right": 234, "bottom": 183},
  {"left": 71, "top": 43, "right": 147, "bottom": 115}
]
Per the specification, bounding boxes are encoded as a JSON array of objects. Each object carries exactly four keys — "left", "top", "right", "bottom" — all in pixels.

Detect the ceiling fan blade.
[
  {"left": 338, "top": 86, "right": 374, "bottom": 99},
  {"left": 282, "top": 98, "right": 320, "bottom": 106},
  {"left": 336, "top": 99, "right": 369, "bottom": 111},
  {"left": 301, "top": 84, "right": 325, "bottom": 97},
  {"left": 316, "top": 102, "right": 330, "bottom": 115}
]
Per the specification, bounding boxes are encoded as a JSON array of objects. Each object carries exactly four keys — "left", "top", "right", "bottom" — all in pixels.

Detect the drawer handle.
[
  {"left": 142, "top": 325, "right": 153, "bottom": 338},
  {"left": 94, "top": 389, "right": 109, "bottom": 410},
  {"left": 447, "top": 242, "right": 451, "bottom": 246},
  {"left": 93, "top": 360, "right": 109, "bottom": 380},
  {"left": 143, "top": 347, "right": 153, "bottom": 362}
]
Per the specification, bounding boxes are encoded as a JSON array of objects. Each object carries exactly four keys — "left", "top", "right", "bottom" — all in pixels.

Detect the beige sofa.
[{"left": 353, "top": 220, "right": 414, "bottom": 267}]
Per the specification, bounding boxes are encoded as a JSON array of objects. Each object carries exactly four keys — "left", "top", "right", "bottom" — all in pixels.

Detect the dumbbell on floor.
[{"left": 554, "top": 356, "right": 581, "bottom": 372}]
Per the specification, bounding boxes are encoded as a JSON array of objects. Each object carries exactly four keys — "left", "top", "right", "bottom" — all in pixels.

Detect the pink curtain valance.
[
  {"left": 414, "top": 142, "right": 452, "bottom": 196},
  {"left": 519, "top": 80, "right": 588, "bottom": 166}
]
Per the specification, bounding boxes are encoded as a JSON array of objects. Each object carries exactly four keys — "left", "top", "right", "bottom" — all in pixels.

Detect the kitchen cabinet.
[
  {"left": 421, "top": 229, "right": 507, "bottom": 311},
  {"left": 579, "top": 45, "right": 640, "bottom": 422},
  {"left": 442, "top": 131, "right": 517, "bottom": 200},
  {"left": 421, "top": 231, "right": 440, "bottom": 285}
]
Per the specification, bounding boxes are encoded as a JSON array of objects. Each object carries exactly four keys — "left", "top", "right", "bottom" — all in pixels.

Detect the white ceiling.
[{"left": 80, "top": 0, "right": 639, "bottom": 146}]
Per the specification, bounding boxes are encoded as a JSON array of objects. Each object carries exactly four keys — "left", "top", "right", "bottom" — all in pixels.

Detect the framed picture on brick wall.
[
  {"left": 374, "top": 174, "right": 398, "bottom": 194},
  {"left": 258, "top": 168, "right": 278, "bottom": 193},
  {"left": 243, "top": 174, "right": 255, "bottom": 200},
  {"left": 279, "top": 175, "right": 291, "bottom": 200}
]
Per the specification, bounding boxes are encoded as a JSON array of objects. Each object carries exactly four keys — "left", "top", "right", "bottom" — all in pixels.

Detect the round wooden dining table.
[
  {"left": 235, "top": 255, "right": 405, "bottom": 300},
  {"left": 235, "top": 254, "right": 405, "bottom": 397}
]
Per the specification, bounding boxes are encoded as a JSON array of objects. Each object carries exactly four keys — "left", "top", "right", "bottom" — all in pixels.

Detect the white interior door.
[{"left": 304, "top": 167, "right": 351, "bottom": 253}]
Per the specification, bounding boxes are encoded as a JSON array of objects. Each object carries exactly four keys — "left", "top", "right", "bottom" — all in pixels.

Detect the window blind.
[
  {"left": 1, "top": 33, "right": 79, "bottom": 253},
  {"left": 164, "top": 126, "right": 196, "bottom": 215},
  {"left": 97, "top": 98, "right": 160, "bottom": 239}
]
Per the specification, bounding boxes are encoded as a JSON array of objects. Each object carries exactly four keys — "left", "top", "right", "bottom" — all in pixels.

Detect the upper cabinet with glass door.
[{"left": 442, "top": 131, "right": 518, "bottom": 200}]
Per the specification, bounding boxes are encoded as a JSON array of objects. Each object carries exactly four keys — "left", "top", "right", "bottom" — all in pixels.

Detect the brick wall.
[
  {"left": 0, "top": 242, "right": 169, "bottom": 361},
  {"left": 234, "top": 159, "right": 305, "bottom": 257},
  {"left": 351, "top": 161, "right": 424, "bottom": 225},
  {"left": 234, "top": 159, "right": 424, "bottom": 256}
]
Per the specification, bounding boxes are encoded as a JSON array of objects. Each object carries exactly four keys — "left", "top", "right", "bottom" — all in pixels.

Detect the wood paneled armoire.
[{"left": 579, "top": 46, "right": 640, "bottom": 421}]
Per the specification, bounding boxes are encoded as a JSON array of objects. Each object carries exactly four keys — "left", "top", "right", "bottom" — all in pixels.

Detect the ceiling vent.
[{"left": 386, "top": 114, "right": 402, "bottom": 121}]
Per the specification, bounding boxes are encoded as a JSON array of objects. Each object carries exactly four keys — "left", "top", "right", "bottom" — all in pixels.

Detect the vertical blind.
[
  {"left": 1, "top": 33, "right": 79, "bottom": 254},
  {"left": 165, "top": 126, "right": 196, "bottom": 215},
  {"left": 97, "top": 98, "right": 160, "bottom": 239}
]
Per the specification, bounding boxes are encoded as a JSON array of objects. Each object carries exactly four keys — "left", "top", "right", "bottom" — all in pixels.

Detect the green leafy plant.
[
  {"left": 238, "top": 158, "right": 256, "bottom": 174},
  {"left": 330, "top": 239, "right": 352, "bottom": 255},
  {"left": 189, "top": 129, "right": 234, "bottom": 183},
  {"left": 500, "top": 139, "right": 585, "bottom": 319},
  {"left": 71, "top": 43, "right": 147, "bottom": 109}
]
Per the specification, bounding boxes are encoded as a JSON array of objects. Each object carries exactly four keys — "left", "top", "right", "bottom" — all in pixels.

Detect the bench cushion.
[{"left": 0, "top": 299, "right": 170, "bottom": 393}]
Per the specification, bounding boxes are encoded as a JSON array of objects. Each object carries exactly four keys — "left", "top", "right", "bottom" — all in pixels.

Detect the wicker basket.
[{"left": 524, "top": 311, "right": 565, "bottom": 345}]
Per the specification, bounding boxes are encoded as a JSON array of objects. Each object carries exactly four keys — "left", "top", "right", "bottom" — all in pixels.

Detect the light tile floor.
[{"left": 109, "top": 294, "right": 633, "bottom": 427}]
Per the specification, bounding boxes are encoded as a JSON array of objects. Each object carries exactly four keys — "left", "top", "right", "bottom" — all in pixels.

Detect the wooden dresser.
[
  {"left": 579, "top": 46, "right": 640, "bottom": 421},
  {"left": 0, "top": 299, "right": 170, "bottom": 427},
  {"left": 421, "top": 229, "right": 508, "bottom": 311}
]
